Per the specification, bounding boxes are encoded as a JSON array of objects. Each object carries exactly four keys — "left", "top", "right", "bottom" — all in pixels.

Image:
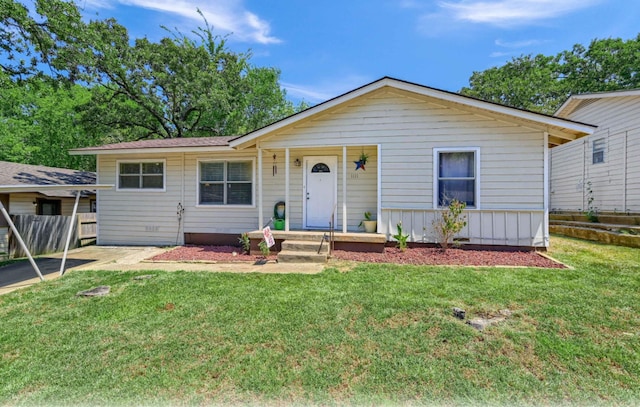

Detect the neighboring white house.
[
  {"left": 71, "top": 77, "right": 595, "bottom": 249},
  {"left": 551, "top": 89, "right": 640, "bottom": 213},
  {"left": 0, "top": 161, "right": 96, "bottom": 257}
]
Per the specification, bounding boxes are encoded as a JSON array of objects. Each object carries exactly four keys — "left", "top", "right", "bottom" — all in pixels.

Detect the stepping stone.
[{"left": 76, "top": 285, "right": 110, "bottom": 297}]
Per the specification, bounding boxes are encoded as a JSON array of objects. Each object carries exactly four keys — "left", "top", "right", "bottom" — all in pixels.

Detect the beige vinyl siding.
[
  {"left": 182, "top": 152, "right": 258, "bottom": 234},
  {"left": 8, "top": 193, "right": 91, "bottom": 215},
  {"left": 260, "top": 88, "right": 545, "bottom": 211},
  {"left": 551, "top": 95, "right": 640, "bottom": 212},
  {"left": 627, "top": 128, "right": 640, "bottom": 211},
  {"left": 97, "top": 154, "right": 184, "bottom": 245}
]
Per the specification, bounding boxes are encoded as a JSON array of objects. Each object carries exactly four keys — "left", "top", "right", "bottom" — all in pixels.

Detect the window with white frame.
[
  {"left": 118, "top": 161, "right": 164, "bottom": 190},
  {"left": 199, "top": 160, "right": 253, "bottom": 205},
  {"left": 434, "top": 148, "right": 479, "bottom": 208},
  {"left": 592, "top": 138, "right": 605, "bottom": 164}
]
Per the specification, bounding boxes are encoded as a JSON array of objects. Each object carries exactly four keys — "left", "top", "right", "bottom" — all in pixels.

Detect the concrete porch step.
[
  {"left": 281, "top": 239, "right": 329, "bottom": 254},
  {"left": 277, "top": 250, "right": 328, "bottom": 263}
]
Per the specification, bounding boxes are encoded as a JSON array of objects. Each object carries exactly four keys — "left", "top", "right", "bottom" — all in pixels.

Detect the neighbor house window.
[
  {"left": 118, "top": 161, "right": 164, "bottom": 190},
  {"left": 36, "top": 199, "right": 61, "bottom": 215},
  {"left": 434, "top": 148, "right": 479, "bottom": 208},
  {"left": 199, "top": 160, "right": 253, "bottom": 205},
  {"left": 592, "top": 138, "right": 605, "bottom": 164}
]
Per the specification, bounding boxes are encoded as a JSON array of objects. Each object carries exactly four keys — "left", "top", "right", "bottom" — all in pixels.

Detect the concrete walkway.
[{"left": 0, "top": 246, "right": 326, "bottom": 296}]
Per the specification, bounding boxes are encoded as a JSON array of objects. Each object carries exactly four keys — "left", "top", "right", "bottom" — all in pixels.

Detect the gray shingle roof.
[
  {"left": 71, "top": 136, "right": 236, "bottom": 152},
  {"left": 0, "top": 161, "right": 96, "bottom": 197}
]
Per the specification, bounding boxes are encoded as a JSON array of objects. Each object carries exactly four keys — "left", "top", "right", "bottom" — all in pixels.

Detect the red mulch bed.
[{"left": 151, "top": 245, "right": 565, "bottom": 268}]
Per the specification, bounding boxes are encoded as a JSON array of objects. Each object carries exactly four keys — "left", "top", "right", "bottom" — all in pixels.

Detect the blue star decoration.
[{"left": 354, "top": 160, "right": 366, "bottom": 171}]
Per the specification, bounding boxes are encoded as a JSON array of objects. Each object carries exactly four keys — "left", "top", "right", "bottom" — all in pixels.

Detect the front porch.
[{"left": 246, "top": 230, "right": 387, "bottom": 255}]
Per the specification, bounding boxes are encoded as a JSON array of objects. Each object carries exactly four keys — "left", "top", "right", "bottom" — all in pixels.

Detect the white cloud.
[
  {"left": 438, "top": 0, "right": 601, "bottom": 26},
  {"left": 281, "top": 75, "right": 372, "bottom": 104},
  {"left": 495, "top": 38, "right": 544, "bottom": 48},
  {"left": 86, "top": 0, "right": 280, "bottom": 44},
  {"left": 489, "top": 51, "right": 513, "bottom": 58}
]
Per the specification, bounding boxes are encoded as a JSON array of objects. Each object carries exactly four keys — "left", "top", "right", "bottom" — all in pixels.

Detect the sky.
[{"left": 78, "top": 0, "right": 640, "bottom": 105}]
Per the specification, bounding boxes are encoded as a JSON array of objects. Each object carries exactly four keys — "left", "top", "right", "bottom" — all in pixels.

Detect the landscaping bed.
[{"left": 151, "top": 244, "right": 565, "bottom": 268}]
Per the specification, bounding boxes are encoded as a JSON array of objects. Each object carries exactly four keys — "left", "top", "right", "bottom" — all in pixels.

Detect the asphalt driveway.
[{"left": 0, "top": 246, "right": 167, "bottom": 295}]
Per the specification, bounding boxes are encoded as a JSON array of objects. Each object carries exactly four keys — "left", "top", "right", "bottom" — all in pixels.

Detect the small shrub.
[
  {"left": 258, "top": 240, "right": 270, "bottom": 257},
  {"left": 238, "top": 233, "right": 251, "bottom": 254},
  {"left": 584, "top": 181, "right": 598, "bottom": 222},
  {"left": 392, "top": 222, "right": 409, "bottom": 251},
  {"left": 433, "top": 199, "right": 467, "bottom": 251}
]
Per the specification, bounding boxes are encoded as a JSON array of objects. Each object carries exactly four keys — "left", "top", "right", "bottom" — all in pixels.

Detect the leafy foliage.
[
  {"left": 392, "top": 221, "right": 409, "bottom": 251},
  {"left": 461, "top": 35, "right": 640, "bottom": 114},
  {"left": 0, "top": 0, "right": 303, "bottom": 169},
  {"left": 0, "top": 72, "right": 98, "bottom": 170},
  {"left": 433, "top": 199, "right": 467, "bottom": 251}
]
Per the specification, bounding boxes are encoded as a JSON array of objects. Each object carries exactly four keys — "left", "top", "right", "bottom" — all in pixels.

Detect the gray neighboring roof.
[
  {"left": 0, "top": 161, "right": 96, "bottom": 198},
  {"left": 555, "top": 88, "right": 640, "bottom": 118},
  {"left": 70, "top": 136, "right": 236, "bottom": 155}
]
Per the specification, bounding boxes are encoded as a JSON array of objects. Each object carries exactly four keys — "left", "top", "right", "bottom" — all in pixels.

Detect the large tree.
[
  {"left": 0, "top": 72, "right": 98, "bottom": 170},
  {"left": 1, "top": 0, "right": 301, "bottom": 160},
  {"left": 461, "top": 35, "right": 640, "bottom": 114}
]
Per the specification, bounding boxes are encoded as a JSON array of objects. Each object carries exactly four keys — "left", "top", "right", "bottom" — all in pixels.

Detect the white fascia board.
[
  {"left": 69, "top": 146, "right": 236, "bottom": 156},
  {"left": 556, "top": 89, "right": 640, "bottom": 117},
  {"left": 389, "top": 80, "right": 597, "bottom": 135},
  {"left": 0, "top": 184, "right": 114, "bottom": 193}
]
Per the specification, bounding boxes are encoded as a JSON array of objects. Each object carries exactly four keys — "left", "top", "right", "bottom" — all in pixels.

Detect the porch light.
[{"left": 294, "top": 158, "right": 301, "bottom": 167}]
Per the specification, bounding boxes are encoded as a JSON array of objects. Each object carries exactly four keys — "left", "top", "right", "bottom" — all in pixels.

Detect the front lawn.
[{"left": 0, "top": 236, "right": 638, "bottom": 405}]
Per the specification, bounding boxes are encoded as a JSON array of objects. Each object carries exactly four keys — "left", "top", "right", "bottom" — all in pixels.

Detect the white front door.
[{"left": 304, "top": 156, "right": 337, "bottom": 229}]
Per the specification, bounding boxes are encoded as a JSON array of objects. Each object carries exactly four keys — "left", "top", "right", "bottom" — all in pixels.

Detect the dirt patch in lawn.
[{"left": 151, "top": 245, "right": 565, "bottom": 268}]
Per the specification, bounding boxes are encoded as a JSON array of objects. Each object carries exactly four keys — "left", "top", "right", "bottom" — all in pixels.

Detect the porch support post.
[
  {"left": 285, "top": 148, "right": 290, "bottom": 231},
  {"left": 60, "top": 190, "right": 81, "bottom": 276},
  {"left": 0, "top": 200, "right": 44, "bottom": 281},
  {"left": 342, "top": 146, "right": 347, "bottom": 233},
  {"left": 543, "top": 132, "right": 549, "bottom": 247},
  {"left": 257, "top": 147, "right": 264, "bottom": 229},
  {"left": 377, "top": 144, "right": 381, "bottom": 233}
]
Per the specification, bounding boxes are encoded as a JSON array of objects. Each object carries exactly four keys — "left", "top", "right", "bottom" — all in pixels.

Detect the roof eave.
[
  {"left": 0, "top": 184, "right": 113, "bottom": 193},
  {"left": 70, "top": 145, "right": 236, "bottom": 155}
]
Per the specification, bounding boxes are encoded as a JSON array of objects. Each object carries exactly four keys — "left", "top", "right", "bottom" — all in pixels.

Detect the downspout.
[
  {"left": 180, "top": 152, "right": 185, "bottom": 245},
  {"left": 623, "top": 131, "right": 628, "bottom": 212}
]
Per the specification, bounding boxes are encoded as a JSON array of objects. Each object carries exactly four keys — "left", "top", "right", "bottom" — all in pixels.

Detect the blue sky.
[{"left": 79, "top": 0, "right": 640, "bottom": 105}]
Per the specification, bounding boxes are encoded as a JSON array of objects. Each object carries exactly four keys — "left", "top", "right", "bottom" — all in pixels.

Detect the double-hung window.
[
  {"left": 118, "top": 161, "right": 164, "bottom": 190},
  {"left": 592, "top": 138, "right": 605, "bottom": 164},
  {"left": 434, "top": 148, "right": 479, "bottom": 208},
  {"left": 199, "top": 160, "right": 253, "bottom": 205}
]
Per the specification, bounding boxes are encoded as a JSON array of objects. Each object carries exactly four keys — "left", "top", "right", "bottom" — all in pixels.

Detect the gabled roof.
[
  {"left": 230, "top": 76, "right": 596, "bottom": 149},
  {"left": 70, "top": 136, "right": 236, "bottom": 155},
  {"left": 69, "top": 77, "right": 597, "bottom": 155},
  {"left": 555, "top": 88, "right": 640, "bottom": 118},
  {"left": 0, "top": 161, "right": 96, "bottom": 198}
]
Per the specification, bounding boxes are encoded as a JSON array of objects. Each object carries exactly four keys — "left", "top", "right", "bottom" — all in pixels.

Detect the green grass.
[{"left": 0, "top": 236, "right": 639, "bottom": 406}]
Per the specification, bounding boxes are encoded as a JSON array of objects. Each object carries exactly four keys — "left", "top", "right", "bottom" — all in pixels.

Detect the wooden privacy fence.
[{"left": 8, "top": 213, "right": 97, "bottom": 258}]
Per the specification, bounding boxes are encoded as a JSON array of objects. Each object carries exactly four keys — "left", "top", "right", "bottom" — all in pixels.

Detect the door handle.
[{"left": 306, "top": 192, "right": 310, "bottom": 200}]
